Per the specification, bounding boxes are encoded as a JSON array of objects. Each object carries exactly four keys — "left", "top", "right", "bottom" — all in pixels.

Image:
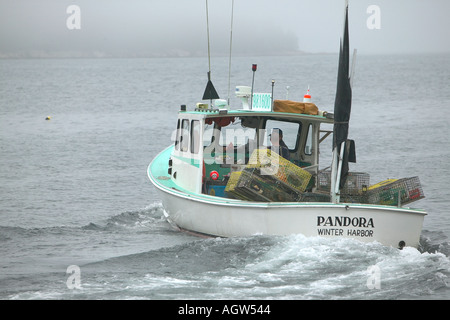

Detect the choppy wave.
[
  {"left": 0, "top": 202, "right": 169, "bottom": 238},
  {"left": 2, "top": 202, "right": 450, "bottom": 300},
  {"left": 82, "top": 202, "right": 169, "bottom": 232},
  {"left": 7, "top": 230, "right": 449, "bottom": 300},
  {"left": 419, "top": 229, "right": 450, "bottom": 257}
]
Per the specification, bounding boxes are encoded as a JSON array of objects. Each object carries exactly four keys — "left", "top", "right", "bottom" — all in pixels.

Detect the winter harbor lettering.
[{"left": 317, "top": 216, "right": 375, "bottom": 238}]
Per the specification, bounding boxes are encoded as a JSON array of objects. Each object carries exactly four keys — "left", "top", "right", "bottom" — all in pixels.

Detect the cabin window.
[
  {"left": 180, "top": 119, "right": 190, "bottom": 152},
  {"left": 305, "top": 124, "right": 313, "bottom": 155},
  {"left": 263, "top": 119, "right": 301, "bottom": 151},
  {"left": 191, "top": 120, "right": 200, "bottom": 154},
  {"left": 203, "top": 122, "right": 214, "bottom": 149},
  {"left": 217, "top": 122, "right": 257, "bottom": 164},
  {"left": 174, "top": 119, "right": 181, "bottom": 150}
]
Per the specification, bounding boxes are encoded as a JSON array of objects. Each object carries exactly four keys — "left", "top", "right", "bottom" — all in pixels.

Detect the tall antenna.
[
  {"left": 227, "top": 0, "right": 235, "bottom": 105},
  {"left": 202, "top": 0, "right": 220, "bottom": 103},
  {"left": 205, "top": 0, "right": 211, "bottom": 74}
]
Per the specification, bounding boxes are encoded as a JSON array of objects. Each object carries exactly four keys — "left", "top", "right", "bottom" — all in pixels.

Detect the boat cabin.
[{"left": 169, "top": 101, "right": 334, "bottom": 200}]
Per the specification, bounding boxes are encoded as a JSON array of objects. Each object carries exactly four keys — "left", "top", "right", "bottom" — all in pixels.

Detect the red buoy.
[{"left": 210, "top": 171, "right": 219, "bottom": 180}]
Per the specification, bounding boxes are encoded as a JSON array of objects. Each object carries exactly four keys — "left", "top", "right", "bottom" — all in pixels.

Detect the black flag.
[
  {"left": 202, "top": 71, "right": 220, "bottom": 100},
  {"left": 333, "top": 4, "right": 352, "bottom": 150},
  {"left": 333, "top": 4, "right": 354, "bottom": 189}
]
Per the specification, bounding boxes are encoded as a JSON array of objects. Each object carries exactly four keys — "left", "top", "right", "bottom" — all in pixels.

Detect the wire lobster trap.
[
  {"left": 365, "top": 177, "right": 425, "bottom": 206},
  {"left": 247, "top": 149, "right": 312, "bottom": 192},
  {"left": 318, "top": 171, "right": 370, "bottom": 195},
  {"left": 225, "top": 167, "right": 303, "bottom": 202}
]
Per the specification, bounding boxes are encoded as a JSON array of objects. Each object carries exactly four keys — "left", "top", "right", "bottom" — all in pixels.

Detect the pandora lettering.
[{"left": 317, "top": 216, "right": 375, "bottom": 228}]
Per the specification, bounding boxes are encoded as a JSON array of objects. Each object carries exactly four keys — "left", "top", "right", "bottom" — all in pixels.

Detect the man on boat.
[{"left": 269, "top": 128, "right": 290, "bottom": 160}]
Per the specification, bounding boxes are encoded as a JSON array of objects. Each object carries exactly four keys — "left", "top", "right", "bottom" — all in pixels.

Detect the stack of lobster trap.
[
  {"left": 225, "top": 149, "right": 425, "bottom": 206},
  {"left": 225, "top": 149, "right": 312, "bottom": 202},
  {"left": 317, "top": 171, "right": 425, "bottom": 206}
]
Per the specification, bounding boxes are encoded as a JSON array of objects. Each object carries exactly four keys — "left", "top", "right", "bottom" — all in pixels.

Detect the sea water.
[{"left": 0, "top": 54, "right": 449, "bottom": 300}]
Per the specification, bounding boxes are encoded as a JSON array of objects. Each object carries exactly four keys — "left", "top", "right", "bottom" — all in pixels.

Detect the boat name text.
[{"left": 317, "top": 216, "right": 374, "bottom": 228}]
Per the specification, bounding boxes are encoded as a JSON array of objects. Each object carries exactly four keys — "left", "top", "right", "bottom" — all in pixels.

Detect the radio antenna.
[
  {"left": 205, "top": 0, "right": 212, "bottom": 74},
  {"left": 227, "top": 0, "right": 235, "bottom": 105},
  {"left": 202, "top": 0, "right": 220, "bottom": 103}
]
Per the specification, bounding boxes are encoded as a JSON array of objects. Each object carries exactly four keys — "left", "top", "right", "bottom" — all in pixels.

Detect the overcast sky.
[{"left": 0, "top": 0, "right": 449, "bottom": 57}]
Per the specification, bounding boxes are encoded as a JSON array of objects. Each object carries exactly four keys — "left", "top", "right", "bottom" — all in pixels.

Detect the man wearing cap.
[{"left": 270, "top": 128, "right": 290, "bottom": 160}]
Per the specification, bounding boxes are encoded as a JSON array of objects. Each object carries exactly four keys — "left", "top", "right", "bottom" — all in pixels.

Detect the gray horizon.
[{"left": 0, "top": 0, "right": 449, "bottom": 58}]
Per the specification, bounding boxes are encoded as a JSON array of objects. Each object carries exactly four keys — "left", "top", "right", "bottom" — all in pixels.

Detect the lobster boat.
[{"left": 147, "top": 4, "right": 426, "bottom": 248}]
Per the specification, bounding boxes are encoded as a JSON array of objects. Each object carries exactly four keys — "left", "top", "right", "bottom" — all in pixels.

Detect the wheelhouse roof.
[{"left": 178, "top": 109, "right": 334, "bottom": 124}]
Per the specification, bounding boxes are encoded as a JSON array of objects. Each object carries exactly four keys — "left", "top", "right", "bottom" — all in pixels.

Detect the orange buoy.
[{"left": 303, "top": 87, "right": 311, "bottom": 103}]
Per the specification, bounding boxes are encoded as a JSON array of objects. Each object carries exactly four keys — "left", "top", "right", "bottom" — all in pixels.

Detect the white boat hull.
[{"left": 152, "top": 180, "right": 426, "bottom": 249}]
